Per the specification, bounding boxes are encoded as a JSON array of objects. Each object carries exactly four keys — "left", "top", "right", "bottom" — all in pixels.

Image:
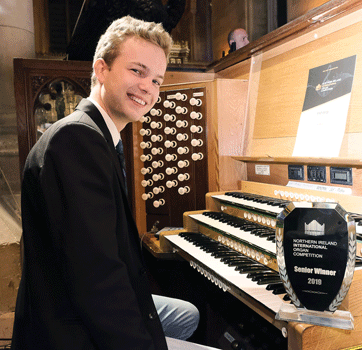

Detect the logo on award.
[{"left": 304, "top": 220, "right": 324, "bottom": 236}]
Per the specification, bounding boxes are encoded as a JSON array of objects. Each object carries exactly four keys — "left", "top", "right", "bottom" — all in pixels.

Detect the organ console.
[{"left": 139, "top": 3, "right": 362, "bottom": 349}]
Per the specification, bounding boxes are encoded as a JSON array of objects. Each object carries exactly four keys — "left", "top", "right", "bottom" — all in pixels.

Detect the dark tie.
[{"left": 115, "top": 139, "right": 127, "bottom": 193}]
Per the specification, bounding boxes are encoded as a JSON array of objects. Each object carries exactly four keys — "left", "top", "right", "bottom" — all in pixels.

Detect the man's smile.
[{"left": 128, "top": 94, "right": 147, "bottom": 106}]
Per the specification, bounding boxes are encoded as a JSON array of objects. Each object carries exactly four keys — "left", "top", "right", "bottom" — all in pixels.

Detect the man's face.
[
  {"left": 233, "top": 29, "right": 249, "bottom": 50},
  {"left": 96, "top": 36, "right": 167, "bottom": 128}
]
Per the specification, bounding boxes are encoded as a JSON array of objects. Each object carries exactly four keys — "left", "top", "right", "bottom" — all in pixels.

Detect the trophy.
[{"left": 275, "top": 202, "right": 356, "bottom": 329}]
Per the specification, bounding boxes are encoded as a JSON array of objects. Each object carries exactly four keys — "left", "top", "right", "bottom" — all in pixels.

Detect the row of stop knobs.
[
  {"left": 147, "top": 109, "right": 203, "bottom": 119},
  {"left": 141, "top": 111, "right": 202, "bottom": 123},
  {"left": 140, "top": 123, "right": 203, "bottom": 133},
  {"left": 141, "top": 169, "right": 191, "bottom": 181},
  {"left": 141, "top": 137, "right": 203, "bottom": 146},
  {"left": 140, "top": 145, "right": 204, "bottom": 158}
]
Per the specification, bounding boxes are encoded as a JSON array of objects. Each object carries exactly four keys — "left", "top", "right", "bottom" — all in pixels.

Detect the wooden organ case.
[{"left": 152, "top": 3, "right": 362, "bottom": 350}]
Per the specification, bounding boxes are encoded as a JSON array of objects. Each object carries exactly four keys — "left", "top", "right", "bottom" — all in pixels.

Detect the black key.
[
  {"left": 266, "top": 283, "right": 284, "bottom": 291},
  {"left": 232, "top": 261, "right": 261, "bottom": 268},
  {"left": 220, "top": 256, "right": 248, "bottom": 263},
  {"left": 272, "top": 286, "right": 286, "bottom": 294},
  {"left": 227, "top": 260, "right": 256, "bottom": 267},
  {"left": 247, "top": 271, "right": 279, "bottom": 279},
  {"left": 256, "top": 277, "right": 282, "bottom": 285},
  {"left": 251, "top": 274, "right": 280, "bottom": 282},
  {"left": 237, "top": 266, "right": 269, "bottom": 273},
  {"left": 212, "top": 251, "right": 239, "bottom": 258}
]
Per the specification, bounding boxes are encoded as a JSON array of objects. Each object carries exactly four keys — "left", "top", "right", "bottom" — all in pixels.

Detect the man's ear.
[{"left": 93, "top": 59, "right": 108, "bottom": 85}]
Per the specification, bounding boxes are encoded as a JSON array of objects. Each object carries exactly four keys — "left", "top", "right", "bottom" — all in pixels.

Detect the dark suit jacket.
[{"left": 12, "top": 99, "right": 168, "bottom": 350}]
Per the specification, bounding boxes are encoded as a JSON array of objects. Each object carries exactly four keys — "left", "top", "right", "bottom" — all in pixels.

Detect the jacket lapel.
[{"left": 75, "top": 99, "right": 135, "bottom": 221}]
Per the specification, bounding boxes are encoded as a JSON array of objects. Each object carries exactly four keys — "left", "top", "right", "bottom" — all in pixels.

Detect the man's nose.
[{"left": 139, "top": 78, "right": 152, "bottom": 93}]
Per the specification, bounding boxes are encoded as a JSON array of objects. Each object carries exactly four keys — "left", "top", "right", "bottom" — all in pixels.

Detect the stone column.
[{"left": 0, "top": 0, "right": 35, "bottom": 193}]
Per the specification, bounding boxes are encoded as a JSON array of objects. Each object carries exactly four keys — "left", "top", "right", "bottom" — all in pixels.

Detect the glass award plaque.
[{"left": 275, "top": 202, "right": 356, "bottom": 330}]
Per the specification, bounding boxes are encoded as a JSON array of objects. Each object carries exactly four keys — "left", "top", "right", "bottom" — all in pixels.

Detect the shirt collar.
[{"left": 87, "top": 97, "right": 120, "bottom": 147}]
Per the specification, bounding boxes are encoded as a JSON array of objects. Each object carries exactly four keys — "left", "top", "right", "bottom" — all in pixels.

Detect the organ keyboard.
[
  {"left": 165, "top": 232, "right": 287, "bottom": 330},
  {"left": 212, "top": 193, "right": 289, "bottom": 215},
  {"left": 188, "top": 212, "right": 277, "bottom": 255},
  {"left": 159, "top": 181, "right": 362, "bottom": 350}
]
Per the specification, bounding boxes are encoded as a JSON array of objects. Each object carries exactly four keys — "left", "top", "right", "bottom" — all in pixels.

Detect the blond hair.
[{"left": 91, "top": 16, "right": 172, "bottom": 88}]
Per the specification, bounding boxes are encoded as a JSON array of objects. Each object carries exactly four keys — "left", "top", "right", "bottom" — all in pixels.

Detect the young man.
[{"left": 12, "top": 16, "right": 198, "bottom": 350}]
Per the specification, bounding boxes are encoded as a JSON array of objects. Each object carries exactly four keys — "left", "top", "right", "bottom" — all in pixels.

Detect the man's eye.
[
  {"left": 131, "top": 68, "right": 141, "bottom": 74},
  {"left": 153, "top": 80, "right": 161, "bottom": 86}
]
